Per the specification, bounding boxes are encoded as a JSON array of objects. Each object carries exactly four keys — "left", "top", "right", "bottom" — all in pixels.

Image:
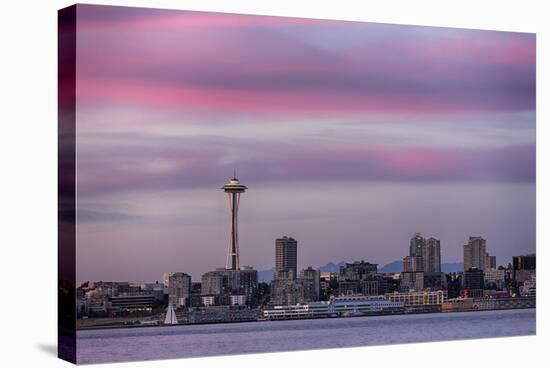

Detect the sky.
[{"left": 73, "top": 5, "right": 536, "bottom": 283}]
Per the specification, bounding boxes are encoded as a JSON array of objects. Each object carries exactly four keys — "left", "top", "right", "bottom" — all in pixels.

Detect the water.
[{"left": 77, "top": 309, "right": 535, "bottom": 364}]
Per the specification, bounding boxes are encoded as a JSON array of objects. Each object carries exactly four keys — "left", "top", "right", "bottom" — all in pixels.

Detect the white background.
[{"left": 0, "top": 0, "right": 548, "bottom": 367}]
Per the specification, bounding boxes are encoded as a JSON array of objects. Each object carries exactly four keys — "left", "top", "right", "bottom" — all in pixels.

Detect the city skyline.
[{"left": 74, "top": 5, "right": 535, "bottom": 284}]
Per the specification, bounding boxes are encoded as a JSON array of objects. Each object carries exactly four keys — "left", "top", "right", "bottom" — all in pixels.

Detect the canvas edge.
[{"left": 58, "top": 4, "right": 77, "bottom": 365}]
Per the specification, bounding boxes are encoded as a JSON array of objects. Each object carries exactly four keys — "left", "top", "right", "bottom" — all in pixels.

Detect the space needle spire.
[{"left": 221, "top": 172, "right": 248, "bottom": 270}]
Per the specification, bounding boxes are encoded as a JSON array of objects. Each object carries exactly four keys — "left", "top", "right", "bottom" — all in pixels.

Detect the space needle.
[{"left": 222, "top": 171, "right": 248, "bottom": 270}]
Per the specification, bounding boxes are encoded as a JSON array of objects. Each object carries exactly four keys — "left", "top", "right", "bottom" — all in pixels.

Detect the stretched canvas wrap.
[{"left": 58, "top": 4, "right": 537, "bottom": 365}]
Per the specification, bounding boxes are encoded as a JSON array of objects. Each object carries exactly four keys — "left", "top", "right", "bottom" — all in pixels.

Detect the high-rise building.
[
  {"left": 485, "top": 254, "right": 497, "bottom": 270},
  {"left": 168, "top": 272, "right": 191, "bottom": 309},
  {"left": 407, "top": 233, "right": 441, "bottom": 273},
  {"left": 403, "top": 256, "right": 423, "bottom": 272},
  {"left": 409, "top": 233, "right": 425, "bottom": 258},
  {"left": 402, "top": 233, "right": 442, "bottom": 291},
  {"left": 463, "top": 236, "right": 487, "bottom": 271},
  {"left": 513, "top": 254, "right": 536, "bottom": 283},
  {"left": 275, "top": 236, "right": 298, "bottom": 279},
  {"left": 222, "top": 173, "right": 248, "bottom": 270},
  {"left": 513, "top": 254, "right": 536, "bottom": 271},
  {"left": 162, "top": 272, "right": 173, "bottom": 287},
  {"left": 424, "top": 237, "right": 441, "bottom": 273}
]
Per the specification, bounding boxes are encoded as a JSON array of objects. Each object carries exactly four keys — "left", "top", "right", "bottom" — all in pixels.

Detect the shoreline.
[{"left": 76, "top": 305, "right": 536, "bottom": 331}]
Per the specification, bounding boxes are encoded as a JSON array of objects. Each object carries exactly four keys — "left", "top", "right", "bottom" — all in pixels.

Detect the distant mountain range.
[
  {"left": 378, "top": 260, "right": 463, "bottom": 273},
  {"left": 258, "top": 260, "right": 463, "bottom": 282},
  {"left": 258, "top": 261, "right": 347, "bottom": 282}
]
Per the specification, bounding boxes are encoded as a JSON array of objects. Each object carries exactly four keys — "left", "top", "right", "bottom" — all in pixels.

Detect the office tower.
[
  {"left": 403, "top": 233, "right": 426, "bottom": 292},
  {"left": 168, "top": 272, "right": 191, "bottom": 309},
  {"left": 409, "top": 232, "right": 425, "bottom": 258},
  {"left": 275, "top": 236, "right": 298, "bottom": 279},
  {"left": 513, "top": 254, "right": 536, "bottom": 271},
  {"left": 485, "top": 254, "right": 497, "bottom": 270},
  {"left": 463, "top": 236, "right": 487, "bottom": 271},
  {"left": 513, "top": 254, "right": 536, "bottom": 283},
  {"left": 425, "top": 237, "right": 441, "bottom": 273},
  {"left": 403, "top": 256, "right": 423, "bottom": 272},
  {"left": 162, "top": 272, "right": 173, "bottom": 287},
  {"left": 409, "top": 233, "right": 441, "bottom": 273},
  {"left": 222, "top": 172, "right": 248, "bottom": 270}
]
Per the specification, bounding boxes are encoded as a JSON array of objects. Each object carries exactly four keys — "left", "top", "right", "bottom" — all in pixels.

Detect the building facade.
[
  {"left": 201, "top": 267, "right": 258, "bottom": 307},
  {"left": 464, "top": 267, "right": 485, "bottom": 295},
  {"left": 463, "top": 236, "right": 486, "bottom": 271},
  {"left": 168, "top": 272, "right": 191, "bottom": 309},
  {"left": 275, "top": 236, "right": 298, "bottom": 279},
  {"left": 424, "top": 237, "right": 441, "bottom": 273}
]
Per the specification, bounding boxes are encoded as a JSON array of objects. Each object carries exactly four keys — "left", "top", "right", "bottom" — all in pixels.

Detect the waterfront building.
[
  {"left": 189, "top": 307, "right": 261, "bottom": 324},
  {"left": 263, "top": 295, "right": 404, "bottom": 320},
  {"left": 109, "top": 293, "right": 156, "bottom": 312},
  {"left": 168, "top": 272, "right": 191, "bottom": 309},
  {"left": 441, "top": 297, "right": 474, "bottom": 312},
  {"left": 201, "top": 267, "right": 258, "bottom": 307},
  {"left": 275, "top": 236, "right": 298, "bottom": 279},
  {"left": 521, "top": 274, "right": 536, "bottom": 297},
  {"left": 473, "top": 296, "right": 535, "bottom": 310},
  {"left": 230, "top": 294, "right": 247, "bottom": 306},
  {"left": 201, "top": 295, "right": 216, "bottom": 307},
  {"left": 270, "top": 277, "right": 303, "bottom": 305},
  {"left": 319, "top": 272, "right": 337, "bottom": 300},
  {"left": 385, "top": 290, "right": 447, "bottom": 306}
]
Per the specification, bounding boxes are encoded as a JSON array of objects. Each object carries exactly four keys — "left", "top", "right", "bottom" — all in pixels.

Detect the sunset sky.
[{"left": 74, "top": 5, "right": 535, "bottom": 283}]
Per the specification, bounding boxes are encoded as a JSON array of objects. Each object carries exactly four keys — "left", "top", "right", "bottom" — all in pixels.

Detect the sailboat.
[{"left": 164, "top": 303, "right": 178, "bottom": 325}]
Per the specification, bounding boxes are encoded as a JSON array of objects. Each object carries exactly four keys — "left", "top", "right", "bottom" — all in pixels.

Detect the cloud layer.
[{"left": 72, "top": 5, "right": 536, "bottom": 282}]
